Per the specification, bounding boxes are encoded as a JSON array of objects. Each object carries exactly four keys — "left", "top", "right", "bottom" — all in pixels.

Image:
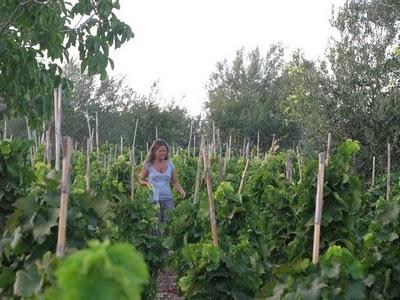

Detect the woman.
[{"left": 139, "top": 139, "right": 186, "bottom": 223}]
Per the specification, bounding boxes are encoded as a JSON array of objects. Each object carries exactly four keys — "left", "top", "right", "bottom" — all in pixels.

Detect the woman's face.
[{"left": 155, "top": 145, "right": 167, "bottom": 160}]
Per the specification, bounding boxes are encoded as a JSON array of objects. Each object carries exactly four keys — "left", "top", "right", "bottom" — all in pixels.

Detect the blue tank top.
[{"left": 145, "top": 160, "right": 175, "bottom": 202}]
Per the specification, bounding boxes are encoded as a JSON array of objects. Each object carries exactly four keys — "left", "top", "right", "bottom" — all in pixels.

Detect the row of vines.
[{"left": 0, "top": 138, "right": 399, "bottom": 299}]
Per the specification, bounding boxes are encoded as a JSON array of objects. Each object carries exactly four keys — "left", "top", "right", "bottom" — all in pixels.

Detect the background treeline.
[{"left": 2, "top": 0, "right": 400, "bottom": 175}]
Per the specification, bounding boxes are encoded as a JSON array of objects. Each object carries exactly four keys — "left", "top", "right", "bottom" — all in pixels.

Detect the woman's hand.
[{"left": 179, "top": 188, "right": 186, "bottom": 199}]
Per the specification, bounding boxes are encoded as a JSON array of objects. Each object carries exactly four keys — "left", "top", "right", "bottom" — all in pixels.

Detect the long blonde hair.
[{"left": 144, "top": 139, "right": 170, "bottom": 164}]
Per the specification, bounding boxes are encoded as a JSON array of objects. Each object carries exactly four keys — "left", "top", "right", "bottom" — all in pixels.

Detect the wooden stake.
[
  {"left": 257, "top": 131, "right": 260, "bottom": 159},
  {"left": 187, "top": 120, "right": 193, "bottom": 157},
  {"left": 387, "top": 143, "right": 391, "bottom": 201},
  {"left": 286, "top": 156, "right": 293, "bottom": 183},
  {"left": 130, "top": 145, "right": 136, "bottom": 201},
  {"left": 202, "top": 143, "right": 219, "bottom": 247},
  {"left": 45, "top": 129, "right": 52, "bottom": 166},
  {"left": 296, "top": 146, "right": 302, "bottom": 183},
  {"left": 193, "top": 133, "right": 196, "bottom": 158},
  {"left": 132, "top": 119, "right": 138, "bottom": 150},
  {"left": 56, "top": 137, "right": 72, "bottom": 257},
  {"left": 238, "top": 157, "right": 249, "bottom": 195},
  {"left": 155, "top": 126, "right": 158, "bottom": 140},
  {"left": 54, "top": 88, "right": 61, "bottom": 171},
  {"left": 222, "top": 143, "right": 229, "bottom": 180},
  {"left": 212, "top": 123, "right": 216, "bottom": 157},
  {"left": 228, "top": 134, "right": 232, "bottom": 161},
  {"left": 371, "top": 156, "right": 375, "bottom": 187},
  {"left": 312, "top": 152, "right": 326, "bottom": 265},
  {"left": 120, "top": 136, "right": 123, "bottom": 156},
  {"left": 85, "top": 138, "right": 91, "bottom": 191},
  {"left": 129, "top": 120, "right": 139, "bottom": 200},
  {"left": 95, "top": 111, "right": 99, "bottom": 161},
  {"left": 26, "top": 118, "right": 34, "bottom": 166},
  {"left": 2, "top": 119, "right": 6, "bottom": 140},
  {"left": 193, "top": 136, "right": 204, "bottom": 204},
  {"left": 326, "top": 132, "right": 331, "bottom": 166}
]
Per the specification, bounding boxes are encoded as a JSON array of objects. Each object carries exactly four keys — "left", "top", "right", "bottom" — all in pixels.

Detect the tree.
[
  {"left": 0, "top": 0, "right": 134, "bottom": 125},
  {"left": 279, "top": 51, "right": 334, "bottom": 155},
  {"left": 326, "top": 0, "right": 400, "bottom": 170},
  {"left": 61, "top": 62, "right": 194, "bottom": 150},
  {"left": 205, "top": 46, "right": 300, "bottom": 149}
]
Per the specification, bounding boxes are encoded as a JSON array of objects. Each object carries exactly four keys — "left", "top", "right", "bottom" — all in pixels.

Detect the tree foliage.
[
  {"left": 0, "top": 0, "right": 133, "bottom": 124},
  {"left": 205, "top": 45, "right": 301, "bottom": 150}
]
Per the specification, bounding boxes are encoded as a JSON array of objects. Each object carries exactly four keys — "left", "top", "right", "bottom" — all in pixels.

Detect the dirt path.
[{"left": 156, "top": 271, "right": 181, "bottom": 300}]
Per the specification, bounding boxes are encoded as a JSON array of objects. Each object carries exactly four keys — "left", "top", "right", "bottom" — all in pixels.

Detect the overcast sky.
[{"left": 110, "top": 0, "right": 347, "bottom": 116}]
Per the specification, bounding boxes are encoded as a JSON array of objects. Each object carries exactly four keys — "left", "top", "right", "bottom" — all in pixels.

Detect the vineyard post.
[
  {"left": 74, "top": 141, "right": 78, "bottom": 154},
  {"left": 211, "top": 123, "right": 215, "bottom": 157},
  {"left": 217, "top": 128, "right": 222, "bottom": 156},
  {"left": 56, "top": 136, "right": 72, "bottom": 257},
  {"left": 33, "top": 130, "right": 38, "bottom": 153},
  {"left": 222, "top": 142, "right": 229, "bottom": 179},
  {"left": 241, "top": 138, "right": 245, "bottom": 158},
  {"left": 130, "top": 119, "right": 138, "bottom": 201},
  {"left": 2, "top": 119, "right": 6, "bottom": 140},
  {"left": 371, "top": 156, "right": 375, "bottom": 187},
  {"left": 193, "top": 133, "right": 196, "bottom": 158},
  {"left": 85, "top": 111, "right": 93, "bottom": 150},
  {"left": 228, "top": 134, "right": 232, "bottom": 161},
  {"left": 286, "top": 153, "right": 293, "bottom": 183},
  {"left": 54, "top": 87, "right": 62, "bottom": 171},
  {"left": 238, "top": 155, "right": 249, "bottom": 196},
  {"left": 326, "top": 132, "right": 331, "bottom": 166},
  {"left": 193, "top": 136, "right": 204, "bottom": 204},
  {"left": 202, "top": 142, "right": 219, "bottom": 247},
  {"left": 217, "top": 129, "right": 223, "bottom": 181},
  {"left": 296, "top": 146, "right": 302, "bottom": 182},
  {"left": 108, "top": 144, "right": 112, "bottom": 166},
  {"left": 257, "top": 131, "right": 260, "bottom": 159},
  {"left": 187, "top": 120, "right": 193, "bottom": 157},
  {"left": 45, "top": 129, "right": 52, "bottom": 166},
  {"left": 25, "top": 117, "right": 34, "bottom": 166},
  {"left": 387, "top": 143, "right": 391, "bottom": 201},
  {"left": 95, "top": 111, "right": 99, "bottom": 161},
  {"left": 130, "top": 145, "right": 136, "bottom": 201},
  {"left": 86, "top": 138, "right": 91, "bottom": 191},
  {"left": 155, "top": 126, "right": 158, "bottom": 140},
  {"left": 265, "top": 134, "right": 276, "bottom": 159},
  {"left": 312, "top": 152, "right": 326, "bottom": 265},
  {"left": 120, "top": 136, "right": 123, "bottom": 156}
]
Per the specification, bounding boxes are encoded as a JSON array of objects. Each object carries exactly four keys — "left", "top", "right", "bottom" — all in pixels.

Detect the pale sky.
[{"left": 110, "top": 0, "right": 347, "bottom": 116}]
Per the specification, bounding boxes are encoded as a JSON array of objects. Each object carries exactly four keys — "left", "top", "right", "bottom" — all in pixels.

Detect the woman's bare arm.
[
  {"left": 139, "top": 167, "right": 151, "bottom": 187},
  {"left": 171, "top": 170, "right": 186, "bottom": 198}
]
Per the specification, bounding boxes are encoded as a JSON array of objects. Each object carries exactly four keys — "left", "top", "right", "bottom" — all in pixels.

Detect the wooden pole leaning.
[
  {"left": 312, "top": 152, "right": 326, "bottom": 265},
  {"left": 56, "top": 137, "right": 72, "bottom": 257},
  {"left": 202, "top": 143, "right": 219, "bottom": 247},
  {"left": 193, "top": 136, "right": 204, "bottom": 204},
  {"left": 238, "top": 156, "right": 249, "bottom": 196},
  {"left": 130, "top": 119, "right": 139, "bottom": 200}
]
